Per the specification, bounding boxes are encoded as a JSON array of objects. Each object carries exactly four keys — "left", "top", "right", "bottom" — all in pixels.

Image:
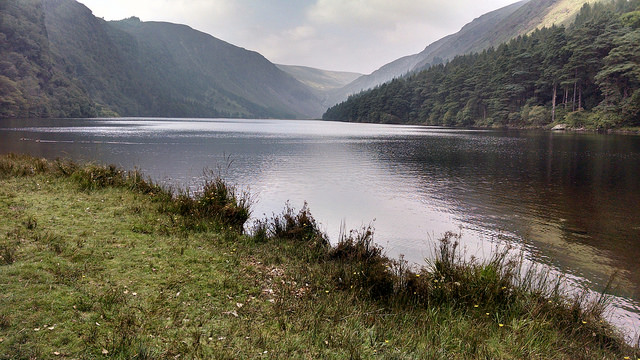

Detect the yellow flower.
[
  {"left": 474, "top": 305, "right": 479, "bottom": 308},
  {"left": 498, "top": 324, "right": 504, "bottom": 327},
  {"left": 581, "top": 321, "right": 587, "bottom": 324},
  {"left": 385, "top": 340, "right": 389, "bottom": 343}
]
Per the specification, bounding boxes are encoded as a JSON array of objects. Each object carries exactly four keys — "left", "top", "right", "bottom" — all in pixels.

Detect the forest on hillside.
[
  {"left": 324, "top": 1, "right": 640, "bottom": 129},
  {"left": 0, "top": 0, "right": 97, "bottom": 118}
]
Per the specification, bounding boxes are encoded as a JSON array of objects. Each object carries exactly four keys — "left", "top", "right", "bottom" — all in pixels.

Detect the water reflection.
[{"left": 1, "top": 118, "right": 639, "bottom": 338}]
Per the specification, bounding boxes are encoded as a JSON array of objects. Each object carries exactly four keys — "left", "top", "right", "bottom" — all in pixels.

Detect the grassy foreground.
[{"left": 0, "top": 154, "right": 638, "bottom": 359}]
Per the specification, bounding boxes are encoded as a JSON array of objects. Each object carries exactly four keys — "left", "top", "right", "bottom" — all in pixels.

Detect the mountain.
[
  {"left": 329, "top": 0, "right": 607, "bottom": 107},
  {"left": 1, "top": 0, "right": 325, "bottom": 119},
  {"left": 276, "top": 65, "right": 361, "bottom": 93},
  {"left": 323, "top": 2, "right": 640, "bottom": 129},
  {"left": 276, "top": 65, "right": 362, "bottom": 107},
  {"left": 0, "top": 0, "right": 96, "bottom": 118},
  {"left": 411, "top": 0, "right": 606, "bottom": 72}
]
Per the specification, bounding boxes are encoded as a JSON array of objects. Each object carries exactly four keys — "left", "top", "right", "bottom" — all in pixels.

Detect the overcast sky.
[{"left": 79, "top": 0, "right": 520, "bottom": 74}]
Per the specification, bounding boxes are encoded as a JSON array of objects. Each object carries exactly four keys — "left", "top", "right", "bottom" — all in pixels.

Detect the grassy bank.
[{"left": 0, "top": 154, "right": 638, "bottom": 359}]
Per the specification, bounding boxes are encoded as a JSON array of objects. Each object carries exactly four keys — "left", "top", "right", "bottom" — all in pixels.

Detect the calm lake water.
[{"left": 1, "top": 117, "right": 639, "bottom": 338}]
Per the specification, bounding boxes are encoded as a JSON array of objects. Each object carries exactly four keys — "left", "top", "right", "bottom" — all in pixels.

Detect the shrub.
[
  {"left": 256, "top": 202, "right": 328, "bottom": 245},
  {"left": 0, "top": 242, "right": 17, "bottom": 265},
  {"left": 171, "top": 174, "right": 252, "bottom": 233},
  {"left": 330, "top": 225, "right": 394, "bottom": 298}
]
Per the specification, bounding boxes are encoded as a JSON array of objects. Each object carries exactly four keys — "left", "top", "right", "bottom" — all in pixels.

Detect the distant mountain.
[
  {"left": 276, "top": 65, "right": 361, "bottom": 92},
  {"left": 276, "top": 65, "right": 362, "bottom": 107},
  {"left": 1, "top": 0, "right": 326, "bottom": 119},
  {"left": 328, "top": 0, "right": 607, "bottom": 107}
]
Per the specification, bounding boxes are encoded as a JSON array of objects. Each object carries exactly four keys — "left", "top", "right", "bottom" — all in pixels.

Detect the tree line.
[{"left": 323, "top": 0, "right": 640, "bottom": 129}]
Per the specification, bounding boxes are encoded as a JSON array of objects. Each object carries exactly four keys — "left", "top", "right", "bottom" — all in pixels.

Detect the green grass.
[{"left": 0, "top": 153, "right": 638, "bottom": 359}]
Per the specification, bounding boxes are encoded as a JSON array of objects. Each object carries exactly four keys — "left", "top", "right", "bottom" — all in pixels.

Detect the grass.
[{"left": 0, "top": 153, "right": 638, "bottom": 359}]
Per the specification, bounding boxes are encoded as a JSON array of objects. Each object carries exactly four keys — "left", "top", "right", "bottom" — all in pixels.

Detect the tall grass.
[
  {"left": 172, "top": 173, "right": 253, "bottom": 233},
  {"left": 0, "top": 154, "right": 253, "bottom": 232},
  {"left": 252, "top": 201, "right": 328, "bottom": 246},
  {"left": 251, "top": 205, "right": 630, "bottom": 353}
]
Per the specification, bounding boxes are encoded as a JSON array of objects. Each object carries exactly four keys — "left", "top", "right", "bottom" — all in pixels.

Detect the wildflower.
[
  {"left": 486, "top": 313, "right": 490, "bottom": 316},
  {"left": 416, "top": 274, "right": 420, "bottom": 277},
  {"left": 581, "top": 321, "right": 587, "bottom": 324},
  {"left": 474, "top": 305, "right": 479, "bottom": 308},
  {"left": 385, "top": 340, "right": 389, "bottom": 343},
  {"left": 498, "top": 324, "right": 504, "bottom": 327}
]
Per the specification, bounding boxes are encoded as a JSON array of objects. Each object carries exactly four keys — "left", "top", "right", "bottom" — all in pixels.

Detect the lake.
[{"left": 1, "top": 117, "right": 639, "bottom": 338}]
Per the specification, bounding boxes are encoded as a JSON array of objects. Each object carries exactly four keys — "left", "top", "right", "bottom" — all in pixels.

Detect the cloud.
[
  {"left": 79, "top": 0, "right": 520, "bottom": 73},
  {"left": 308, "top": 0, "right": 460, "bottom": 29}
]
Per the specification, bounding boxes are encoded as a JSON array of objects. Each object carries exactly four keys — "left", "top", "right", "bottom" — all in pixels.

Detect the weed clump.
[
  {"left": 0, "top": 153, "right": 52, "bottom": 178},
  {"left": 253, "top": 202, "right": 328, "bottom": 246},
  {"left": 172, "top": 175, "right": 252, "bottom": 233},
  {"left": 329, "top": 225, "right": 394, "bottom": 298},
  {"left": 0, "top": 242, "right": 17, "bottom": 265}
]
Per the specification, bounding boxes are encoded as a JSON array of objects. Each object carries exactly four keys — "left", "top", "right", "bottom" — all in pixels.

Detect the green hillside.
[
  {"left": 0, "top": 0, "right": 96, "bottom": 118},
  {"left": 324, "top": 1, "right": 640, "bottom": 129},
  {"left": 1, "top": 0, "right": 325, "bottom": 119}
]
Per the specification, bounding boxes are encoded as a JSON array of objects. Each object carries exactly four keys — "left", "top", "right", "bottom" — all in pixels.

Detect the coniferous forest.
[{"left": 324, "top": 1, "right": 640, "bottom": 129}]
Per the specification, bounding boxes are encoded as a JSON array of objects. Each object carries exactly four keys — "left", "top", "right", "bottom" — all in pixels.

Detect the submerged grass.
[{"left": 0, "top": 153, "right": 638, "bottom": 359}]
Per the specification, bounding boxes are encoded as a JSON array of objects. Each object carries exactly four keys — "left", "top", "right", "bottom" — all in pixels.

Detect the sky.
[{"left": 79, "top": 0, "right": 520, "bottom": 74}]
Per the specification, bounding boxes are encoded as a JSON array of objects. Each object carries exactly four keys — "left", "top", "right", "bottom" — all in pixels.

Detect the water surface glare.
[{"left": 2, "top": 118, "right": 639, "bottom": 339}]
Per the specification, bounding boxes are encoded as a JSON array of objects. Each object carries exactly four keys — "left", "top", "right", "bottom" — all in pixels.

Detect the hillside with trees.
[
  {"left": 324, "top": 1, "right": 640, "bottom": 129},
  {"left": 0, "top": 0, "right": 96, "bottom": 118},
  {"left": 326, "top": 0, "right": 613, "bottom": 107},
  {"left": 1, "top": 0, "right": 325, "bottom": 119}
]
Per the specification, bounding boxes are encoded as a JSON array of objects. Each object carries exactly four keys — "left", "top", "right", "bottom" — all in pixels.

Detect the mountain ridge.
[
  {"left": 329, "top": 0, "right": 607, "bottom": 107},
  {"left": 1, "top": 0, "right": 327, "bottom": 119}
]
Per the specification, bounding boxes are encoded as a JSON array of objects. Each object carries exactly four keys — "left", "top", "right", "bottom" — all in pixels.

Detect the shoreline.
[{"left": 1, "top": 153, "right": 638, "bottom": 358}]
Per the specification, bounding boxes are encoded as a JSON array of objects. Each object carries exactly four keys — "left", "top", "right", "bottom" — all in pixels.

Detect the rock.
[{"left": 551, "top": 124, "right": 568, "bottom": 131}]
